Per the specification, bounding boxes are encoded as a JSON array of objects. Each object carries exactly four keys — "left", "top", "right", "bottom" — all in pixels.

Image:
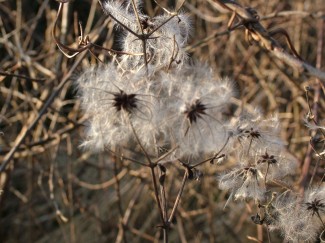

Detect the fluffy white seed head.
[
  {"left": 279, "top": 202, "right": 318, "bottom": 242},
  {"left": 101, "top": 0, "right": 191, "bottom": 71},
  {"left": 227, "top": 112, "right": 285, "bottom": 156},
  {"left": 102, "top": 0, "right": 140, "bottom": 30},
  {"left": 267, "top": 191, "right": 322, "bottom": 242},
  {"left": 77, "top": 64, "right": 161, "bottom": 152},
  {"left": 152, "top": 64, "right": 235, "bottom": 161},
  {"left": 218, "top": 164, "right": 266, "bottom": 202},
  {"left": 304, "top": 186, "right": 325, "bottom": 203},
  {"left": 255, "top": 148, "right": 298, "bottom": 180}
]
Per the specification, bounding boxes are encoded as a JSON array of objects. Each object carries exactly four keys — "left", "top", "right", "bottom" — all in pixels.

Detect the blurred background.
[{"left": 0, "top": 0, "right": 324, "bottom": 242}]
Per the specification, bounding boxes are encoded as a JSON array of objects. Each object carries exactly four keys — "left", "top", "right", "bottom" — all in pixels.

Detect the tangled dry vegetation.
[{"left": 0, "top": 0, "right": 324, "bottom": 242}]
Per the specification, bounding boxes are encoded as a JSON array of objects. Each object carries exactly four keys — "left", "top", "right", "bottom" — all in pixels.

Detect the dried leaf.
[
  {"left": 159, "top": 174, "right": 166, "bottom": 186},
  {"left": 159, "top": 164, "right": 166, "bottom": 173}
]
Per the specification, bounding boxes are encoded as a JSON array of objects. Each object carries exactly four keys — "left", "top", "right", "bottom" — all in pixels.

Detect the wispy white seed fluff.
[
  {"left": 267, "top": 191, "right": 321, "bottom": 242},
  {"left": 278, "top": 199, "right": 318, "bottom": 242},
  {"left": 76, "top": 61, "right": 235, "bottom": 157},
  {"left": 72, "top": 2, "right": 324, "bottom": 242},
  {"left": 304, "top": 186, "right": 325, "bottom": 204},
  {"left": 101, "top": 0, "right": 191, "bottom": 71},
  {"left": 77, "top": 64, "right": 161, "bottom": 151},
  {"left": 304, "top": 118, "right": 325, "bottom": 131},
  {"left": 254, "top": 148, "right": 298, "bottom": 180},
  {"left": 218, "top": 164, "right": 266, "bottom": 201},
  {"left": 152, "top": 64, "right": 235, "bottom": 160},
  {"left": 227, "top": 111, "right": 285, "bottom": 155}
]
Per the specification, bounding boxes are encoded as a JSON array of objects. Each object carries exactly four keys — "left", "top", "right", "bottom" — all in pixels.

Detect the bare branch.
[{"left": 211, "top": 0, "right": 325, "bottom": 82}]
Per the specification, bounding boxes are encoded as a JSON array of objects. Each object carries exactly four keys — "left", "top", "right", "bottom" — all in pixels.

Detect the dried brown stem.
[
  {"left": 0, "top": 52, "right": 87, "bottom": 172},
  {"left": 212, "top": 0, "right": 325, "bottom": 82},
  {"left": 167, "top": 171, "right": 188, "bottom": 224},
  {"left": 0, "top": 71, "right": 46, "bottom": 82},
  {"left": 54, "top": 1, "right": 140, "bottom": 58}
]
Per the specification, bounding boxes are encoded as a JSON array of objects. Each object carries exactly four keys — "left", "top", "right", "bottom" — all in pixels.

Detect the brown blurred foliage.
[{"left": 0, "top": 0, "right": 324, "bottom": 242}]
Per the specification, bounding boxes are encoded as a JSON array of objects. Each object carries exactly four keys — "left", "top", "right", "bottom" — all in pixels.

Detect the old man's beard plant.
[{"left": 72, "top": 0, "right": 325, "bottom": 242}]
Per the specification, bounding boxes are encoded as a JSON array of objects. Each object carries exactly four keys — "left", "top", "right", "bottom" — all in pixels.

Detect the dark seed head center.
[
  {"left": 113, "top": 90, "right": 138, "bottom": 113},
  {"left": 184, "top": 99, "right": 207, "bottom": 124}
]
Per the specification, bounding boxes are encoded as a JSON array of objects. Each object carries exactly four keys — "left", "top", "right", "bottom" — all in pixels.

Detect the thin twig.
[
  {"left": 0, "top": 52, "right": 87, "bottom": 172},
  {"left": 113, "top": 149, "right": 128, "bottom": 243},
  {"left": 128, "top": 120, "right": 166, "bottom": 236},
  {"left": 54, "top": 1, "right": 140, "bottom": 58},
  {"left": 190, "top": 135, "right": 230, "bottom": 169},
  {"left": 0, "top": 71, "right": 46, "bottom": 82},
  {"left": 309, "top": 18, "right": 325, "bottom": 187},
  {"left": 167, "top": 171, "right": 188, "bottom": 224},
  {"left": 211, "top": 0, "right": 325, "bottom": 82}
]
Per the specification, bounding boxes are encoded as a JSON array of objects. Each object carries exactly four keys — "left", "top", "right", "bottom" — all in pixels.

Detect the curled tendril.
[{"left": 53, "top": 0, "right": 143, "bottom": 59}]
